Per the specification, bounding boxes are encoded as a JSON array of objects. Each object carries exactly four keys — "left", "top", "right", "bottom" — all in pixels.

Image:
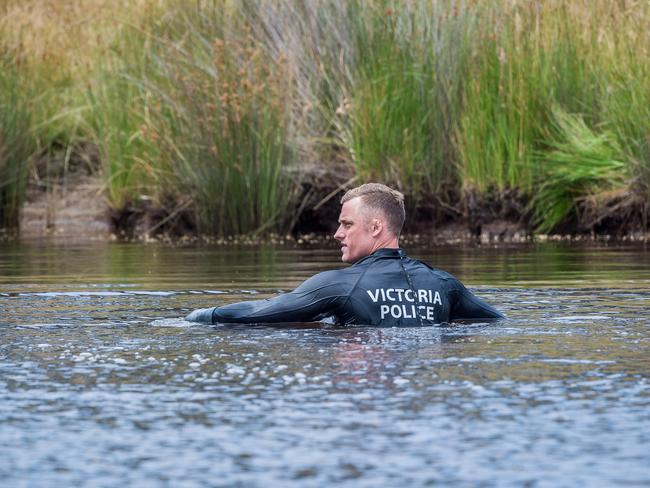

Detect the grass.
[
  {"left": 0, "top": 51, "right": 35, "bottom": 229},
  {"left": 0, "top": 0, "right": 160, "bottom": 224},
  {"left": 456, "top": 1, "right": 598, "bottom": 195},
  {"left": 341, "top": 1, "right": 472, "bottom": 209},
  {"left": 454, "top": 0, "right": 647, "bottom": 231},
  {"left": 87, "top": 71, "right": 154, "bottom": 212},
  {"left": 1, "top": 0, "right": 649, "bottom": 236},
  {"left": 123, "top": 3, "right": 296, "bottom": 235},
  {"left": 532, "top": 108, "right": 627, "bottom": 233},
  {"left": 85, "top": 18, "right": 159, "bottom": 213}
]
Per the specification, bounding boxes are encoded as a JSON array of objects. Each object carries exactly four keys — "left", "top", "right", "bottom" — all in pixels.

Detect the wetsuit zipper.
[{"left": 398, "top": 250, "right": 424, "bottom": 327}]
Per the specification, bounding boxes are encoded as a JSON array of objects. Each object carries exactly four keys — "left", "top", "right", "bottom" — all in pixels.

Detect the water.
[{"left": 1, "top": 241, "right": 649, "bottom": 487}]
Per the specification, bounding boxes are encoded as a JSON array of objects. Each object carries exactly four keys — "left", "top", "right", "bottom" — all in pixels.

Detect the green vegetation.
[
  {"left": 0, "top": 52, "right": 34, "bottom": 229},
  {"left": 1, "top": 0, "right": 648, "bottom": 235},
  {"left": 343, "top": 2, "right": 471, "bottom": 209},
  {"left": 85, "top": 22, "right": 156, "bottom": 213},
  {"left": 141, "top": 9, "right": 295, "bottom": 235},
  {"left": 532, "top": 108, "right": 627, "bottom": 233}
]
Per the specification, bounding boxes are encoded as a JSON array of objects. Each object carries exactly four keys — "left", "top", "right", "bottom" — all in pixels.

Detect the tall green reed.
[
  {"left": 240, "top": 0, "right": 472, "bottom": 211},
  {"left": 592, "top": 3, "right": 650, "bottom": 198},
  {"left": 341, "top": 1, "right": 473, "bottom": 207},
  {"left": 86, "top": 54, "right": 156, "bottom": 212},
  {"left": 456, "top": 1, "right": 599, "bottom": 195},
  {"left": 240, "top": 0, "right": 356, "bottom": 168},
  {"left": 0, "top": 51, "right": 35, "bottom": 229},
  {"left": 84, "top": 3, "right": 173, "bottom": 215},
  {"left": 132, "top": 4, "right": 296, "bottom": 235},
  {"left": 532, "top": 108, "right": 627, "bottom": 233}
]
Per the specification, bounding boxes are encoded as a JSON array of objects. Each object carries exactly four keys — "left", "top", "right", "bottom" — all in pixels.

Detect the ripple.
[
  {"left": 2, "top": 245, "right": 650, "bottom": 487},
  {"left": 149, "top": 318, "right": 196, "bottom": 328},
  {"left": 553, "top": 314, "right": 612, "bottom": 322}
]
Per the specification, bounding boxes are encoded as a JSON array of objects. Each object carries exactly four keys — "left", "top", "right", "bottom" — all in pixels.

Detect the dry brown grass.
[{"left": 0, "top": 0, "right": 161, "bottom": 76}]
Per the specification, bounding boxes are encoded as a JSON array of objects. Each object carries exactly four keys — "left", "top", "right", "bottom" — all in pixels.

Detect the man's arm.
[
  {"left": 450, "top": 284, "right": 504, "bottom": 321},
  {"left": 186, "top": 270, "right": 347, "bottom": 324}
]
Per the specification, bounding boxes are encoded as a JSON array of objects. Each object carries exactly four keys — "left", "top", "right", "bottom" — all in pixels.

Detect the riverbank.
[
  {"left": 15, "top": 167, "right": 649, "bottom": 245},
  {"left": 2, "top": 0, "right": 649, "bottom": 239}
]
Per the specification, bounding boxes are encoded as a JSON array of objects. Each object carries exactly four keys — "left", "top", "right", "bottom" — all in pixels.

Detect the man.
[{"left": 186, "top": 183, "right": 503, "bottom": 325}]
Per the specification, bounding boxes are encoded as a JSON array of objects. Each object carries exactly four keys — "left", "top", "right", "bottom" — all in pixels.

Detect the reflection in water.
[
  {"left": 1, "top": 241, "right": 649, "bottom": 486},
  {"left": 3, "top": 240, "right": 650, "bottom": 290}
]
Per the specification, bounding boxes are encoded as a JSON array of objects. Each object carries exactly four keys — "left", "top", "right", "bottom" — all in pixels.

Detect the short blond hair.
[{"left": 341, "top": 183, "right": 405, "bottom": 236}]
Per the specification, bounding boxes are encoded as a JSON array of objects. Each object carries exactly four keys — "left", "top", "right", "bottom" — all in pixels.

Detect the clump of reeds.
[
  {"left": 456, "top": 0, "right": 649, "bottom": 231},
  {"left": 85, "top": 19, "right": 158, "bottom": 214},
  {"left": 0, "top": 0, "right": 141, "bottom": 147},
  {"left": 125, "top": 4, "right": 298, "bottom": 235},
  {"left": 532, "top": 108, "right": 627, "bottom": 233},
  {"left": 0, "top": 0, "right": 162, "bottom": 231},
  {"left": 340, "top": 1, "right": 472, "bottom": 208},
  {"left": 2, "top": 0, "right": 649, "bottom": 237},
  {"left": 456, "top": 1, "right": 600, "bottom": 195},
  {"left": 0, "top": 51, "right": 34, "bottom": 229}
]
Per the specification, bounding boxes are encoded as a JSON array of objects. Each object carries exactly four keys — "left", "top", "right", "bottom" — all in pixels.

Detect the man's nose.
[{"left": 334, "top": 226, "right": 344, "bottom": 241}]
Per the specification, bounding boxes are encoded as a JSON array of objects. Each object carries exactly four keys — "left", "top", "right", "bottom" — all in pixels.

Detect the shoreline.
[
  {"left": 2, "top": 1, "right": 648, "bottom": 247},
  {"left": 7, "top": 170, "right": 650, "bottom": 246}
]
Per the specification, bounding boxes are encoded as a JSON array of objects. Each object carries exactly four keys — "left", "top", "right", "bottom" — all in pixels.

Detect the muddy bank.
[
  {"left": 15, "top": 166, "right": 531, "bottom": 244},
  {"left": 17, "top": 143, "right": 110, "bottom": 241},
  {"left": 20, "top": 173, "right": 110, "bottom": 241},
  {"left": 15, "top": 162, "right": 650, "bottom": 244}
]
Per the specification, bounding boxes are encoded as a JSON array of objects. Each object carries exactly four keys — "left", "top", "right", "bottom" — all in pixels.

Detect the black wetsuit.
[{"left": 186, "top": 248, "right": 503, "bottom": 326}]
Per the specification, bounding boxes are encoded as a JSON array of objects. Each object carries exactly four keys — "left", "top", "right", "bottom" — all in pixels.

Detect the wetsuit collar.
[{"left": 355, "top": 247, "right": 406, "bottom": 264}]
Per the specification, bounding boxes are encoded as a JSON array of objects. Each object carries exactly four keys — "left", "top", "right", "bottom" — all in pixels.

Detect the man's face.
[{"left": 334, "top": 197, "right": 376, "bottom": 263}]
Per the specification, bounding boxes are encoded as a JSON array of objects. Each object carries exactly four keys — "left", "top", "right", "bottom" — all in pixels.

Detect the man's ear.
[{"left": 370, "top": 218, "right": 382, "bottom": 237}]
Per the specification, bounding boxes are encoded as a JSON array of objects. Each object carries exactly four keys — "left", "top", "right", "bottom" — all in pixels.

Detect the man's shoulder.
[
  {"left": 406, "top": 256, "right": 463, "bottom": 285},
  {"left": 300, "top": 266, "right": 362, "bottom": 289}
]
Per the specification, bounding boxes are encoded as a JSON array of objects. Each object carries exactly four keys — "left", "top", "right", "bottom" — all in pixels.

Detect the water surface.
[{"left": 1, "top": 241, "right": 649, "bottom": 487}]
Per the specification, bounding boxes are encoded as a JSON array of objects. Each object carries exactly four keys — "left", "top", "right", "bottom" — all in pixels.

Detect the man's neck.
[{"left": 370, "top": 237, "right": 400, "bottom": 254}]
